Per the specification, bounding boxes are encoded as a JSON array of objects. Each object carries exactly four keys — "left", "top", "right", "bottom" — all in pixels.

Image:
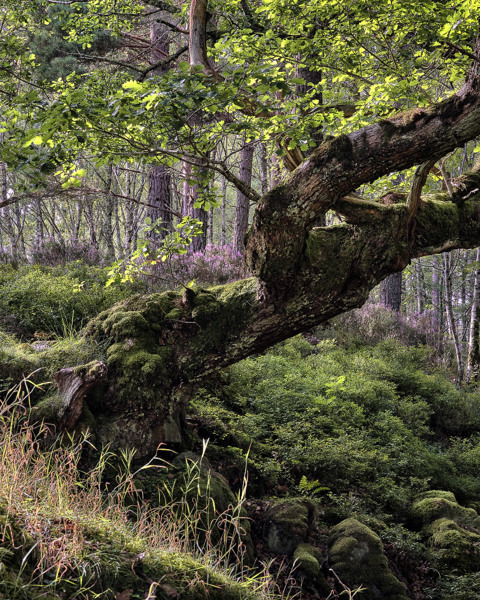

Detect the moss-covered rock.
[
  {"left": 426, "top": 518, "right": 480, "bottom": 572},
  {"left": 292, "top": 543, "right": 331, "bottom": 596},
  {"left": 412, "top": 491, "right": 480, "bottom": 573},
  {"left": 411, "top": 490, "right": 480, "bottom": 529},
  {"left": 267, "top": 499, "right": 315, "bottom": 555},
  {"left": 328, "top": 518, "right": 408, "bottom": 600}
]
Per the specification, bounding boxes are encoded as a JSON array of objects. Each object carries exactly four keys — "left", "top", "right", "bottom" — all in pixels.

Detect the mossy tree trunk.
[{"left": 59, "top": 51, "right": 480, "bottom": 456}]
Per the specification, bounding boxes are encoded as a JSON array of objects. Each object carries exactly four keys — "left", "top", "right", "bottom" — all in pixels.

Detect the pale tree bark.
[
  {"left": 415, "top": 260, "right": 426, "bottom": 314},
  {"left": 467, "top": 247, "right": 480, "bottom": 383},
  {"left": 0, "top": 158, "right": 16, "bottom": 258},
  {"left": 182, "top": 161, "right": 208, "bottom": 251},
  {"left": 34, "top": 198, "right": 44, "bottom": 247},
  {"left": 233, "top": 139, "right": 255, "bottom": 254},
  {"left": 444, "top": 252, "right": 464, "bottom": 383}
]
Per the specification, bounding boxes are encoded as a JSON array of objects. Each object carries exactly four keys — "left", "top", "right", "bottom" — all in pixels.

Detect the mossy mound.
[
  {"left": 328, "top": 518, "right": 408, "bottom": 600},
  {"left": 426, "top": 518, "right": 480, "bottom": 572},
  {"left": 293, "top": 543, "right": 331, "bottom": 595},
  {"left": 0, "top": 331, "right": 39, "bottom": 387},
  {"left": 411, "top": 490, "right": 480, "bottom": 529},
  {"left": 266, "top": 499, "right": 314, "bottom": 555},
  {"left": 0, "top": 499, "right": 264, "bottom": 600},
  {"left": 412, "top": 491, "right": 480, "bottom": 573}
]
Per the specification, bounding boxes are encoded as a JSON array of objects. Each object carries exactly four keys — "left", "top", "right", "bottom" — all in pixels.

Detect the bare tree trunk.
[
  {"left": 444, "top": 252, "right": 464, "bottom": 383},
  {"left": 0, "top": 158, "right": 16, "bottom": 258},
  {"left": 467, "top": 247, "right": 480, "bottom": 382},
  {"left": 233, "top": 139, "right": 255, "bottom": 254},
  {"left": 103, "top": 166, "right": 116, "bottom": 261},
  {"left": 147, "top": 21, "right": 173, "bottom": 241},
  {"left": 415, "top": 259, "right": 425, "bottom": 313},
  {"left": 380, "top": 272, "right": 402, "bottom": 312},
  {"left": 259, "top": 143, "right": 269, "bottom": 196},
  {"left": 221, "top": 175, "right": 227, "bottom": 246},
  {"left": 182, "top": 161, "right": 208, "bottom": 251}
]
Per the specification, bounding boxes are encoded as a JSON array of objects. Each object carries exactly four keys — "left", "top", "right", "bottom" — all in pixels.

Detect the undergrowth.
[{"left": 0, "top": 378, "right": 278, "bottom": 600}]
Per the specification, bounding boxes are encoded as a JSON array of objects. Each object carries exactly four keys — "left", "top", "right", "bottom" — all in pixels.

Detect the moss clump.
[
  {"left": 267, "top": 499, "right": 314, "bottom": 555},
  {"left": 0, "top": 331, "right": 39, "bottom": 386},
  {"left": 411, "top": 492, "right": 480, "bottom": 529},
  {"left": 414, "top": 199, "right": 459, "bottom": 251},
  {"left": 426, "top": 518, "right": 480, "bottom": 572},
  {"left": 328, "top": 518, "right": 408, "bottom": 600},
  {"left": 187, "top": 279, "right": 257, "bottom": 360},
  {"left": 293, "top": 543, "right": 331, "bottom": 595},
  {"left": 293, "top": 543, "right": 321, "bottom": 577}
]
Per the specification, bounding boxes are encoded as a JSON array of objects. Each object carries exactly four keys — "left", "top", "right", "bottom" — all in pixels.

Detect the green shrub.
[{"left": 0, "top": 263, "right": 137, "bottom": 337}]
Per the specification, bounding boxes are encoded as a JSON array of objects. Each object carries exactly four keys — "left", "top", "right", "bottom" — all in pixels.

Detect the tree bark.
[
  {"left": 379, "top": 273, "right": 402, "bottom": 312},
  {"left": 233, "top": 139, "right": 255, "bottom": 254},
  {"left": 444, "top": 252, "right": 464, "bottom": 383},
  {"left": 182, "top": 161, "right": 208, "bottom": 251},
  {"left": 467, "top": 247, "right": 480, "bottom": 383},
  {"left": 146, "top": 21, "right": 173, "bottom": 242}
]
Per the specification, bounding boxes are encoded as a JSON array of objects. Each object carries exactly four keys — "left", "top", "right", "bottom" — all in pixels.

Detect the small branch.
[
  {"left": 443, "top": 40, "right": 480, "bottom": 64},
  {"left": 138, "top": 45, "right": 188, "bottom": 81},
  {"left": 438, "top": 159, "right": 454, "bottom": 197},
  {"left": 334, "top": 194, "right": 389, "bottom": 224},
  {"left": 406, "top": 159, "right": 436, "bottom": 227},
  {"left": 80, "top": 186, "right": 184, "bottom": 218}
]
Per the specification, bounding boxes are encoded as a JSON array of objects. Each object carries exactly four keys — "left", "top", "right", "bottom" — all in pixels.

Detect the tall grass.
[{"left": 0, "top": 377, "right": 278, "bottom": 599}]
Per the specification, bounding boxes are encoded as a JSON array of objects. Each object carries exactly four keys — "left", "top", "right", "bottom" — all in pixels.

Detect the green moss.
[
  {"left": 267, "top": 499, "right": 313, "bottom": 555},
  {"left": 414, "top": 199, "right": 459, "bottom": 251},
  {"left": 0, "top": 499, "right": 262, "bottom": 600},
  {"left": 426, "top": 518, "right": 480, "bottom": 572},
  {"left": 187, "top": 279, "right": 257, "bottom": 359},
  {"left": 411, "top": 493, "right": 480, "bottom": 529},
  {"left": 328, "top": 518, "right": 408, "bottom": 600},
  {"left": 0, "top": 331, "right": 39, "bottom": 385},
  {"left": 293, "top": 543, "right": 321, "bottom": 577},
  {"left": 31, "top": 391, "right": 63, "bottom": 423}
]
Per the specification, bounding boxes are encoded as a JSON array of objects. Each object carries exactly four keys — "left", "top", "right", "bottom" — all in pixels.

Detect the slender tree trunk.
[
  {"left": 182, "top": 161, "right": 208, "bottom": 251},
  {"left": 221, "top": 175, "right": 227, "bottom": 246},
  {"left": 147, "top": 21, "right": 173, "bottom": 241},
  {"left": 467, "top": 247, "right": 480, "bottom": 382},
  {"left": 259, "top": 143, "right": 269, "bottom": 196},
  {"left": 233, "top": 139, "right": 255, "bottom": 254},
  {"left": 444, "top": 252, "right": 464, "bottom": 383},
  {"left": 0, "top": 158, "right": 15, "bottom": 257},
  {"left": 415, "top": 260, "right": 425, "bottom": 313},
  {"left": 103, "top": 167, "right": 116, "bottom": 261}
]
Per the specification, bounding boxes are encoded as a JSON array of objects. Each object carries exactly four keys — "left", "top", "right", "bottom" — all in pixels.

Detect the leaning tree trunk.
[{"left": 54, "top": 45, "right": 480, "bottom": 456}]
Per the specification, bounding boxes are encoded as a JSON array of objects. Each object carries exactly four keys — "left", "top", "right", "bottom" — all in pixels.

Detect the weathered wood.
[{"left": 54, "top": 362, "right": 106, "bottom": 430}]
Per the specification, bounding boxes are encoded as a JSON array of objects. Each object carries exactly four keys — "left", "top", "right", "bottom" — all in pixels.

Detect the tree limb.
[{"left": 406, "top": 159, "right": 436, "bottom": 228}]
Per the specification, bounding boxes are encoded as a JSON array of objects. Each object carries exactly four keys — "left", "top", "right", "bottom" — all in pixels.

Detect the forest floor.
[{"left": 1, "top": 263, "right": 480, "bottom": 599}]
